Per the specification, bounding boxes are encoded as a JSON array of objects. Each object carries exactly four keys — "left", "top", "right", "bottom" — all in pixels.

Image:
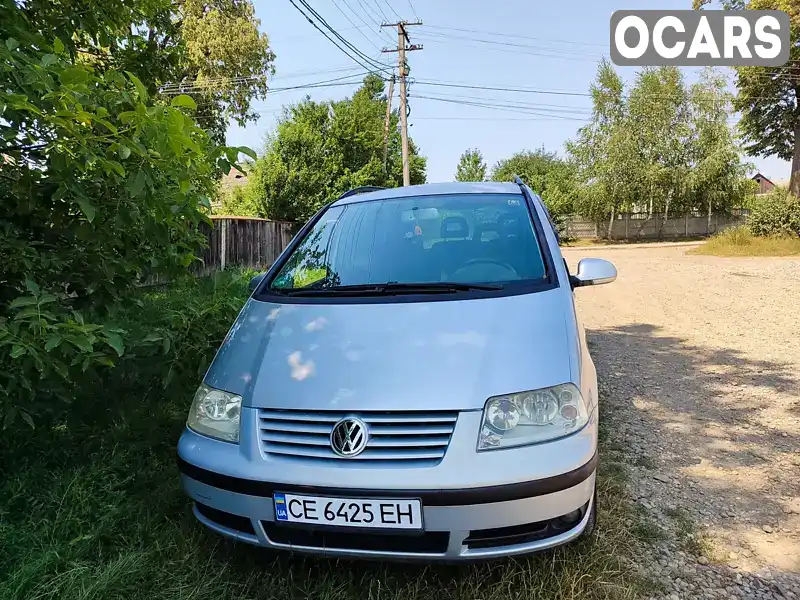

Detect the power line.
[
  {"left": 412, "top": 94, "right": 590, "bottom": 120},
  {"left": 420, "top": 24, "right": 608, "bottom": 49},
  {"left": 287, "top": 0, "right": 393, "bottom": 74},
  {"left": 417, "top": 36, "right": 602, "bottom": 61},
  {"left": 296, "top": 0, "right": 394, "bottom": 73},
  {"left": 348, "top": 0, "right": 394, "bottom": 40},
  {"left": 369, "top": 0, "right": 391, "bottom": 22},
  {"left": 161, "top": 72, "right": 375, "bottom": 96},
  {"left": 330, "top": 0, "right": 384, "bottom": 52},
  {"left": 159, "top": 65, "right": 366, "bottom": 93},
  {"left": 418, "top": 30, "right": 602, "bottom": 58},
  {"left": 382, "top": 0, "right": 402, "bottom": 20},
  {"left": 405, "top": 0, "right": 419, "bottom": 21},
  {"left": 413, "top": 80, "right": 593, "bottom": 97}
]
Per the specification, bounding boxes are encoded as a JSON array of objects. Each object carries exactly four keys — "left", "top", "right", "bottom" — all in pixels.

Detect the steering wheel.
[{"left": 449, "top": 258, "right": 519, "bottom": 280}]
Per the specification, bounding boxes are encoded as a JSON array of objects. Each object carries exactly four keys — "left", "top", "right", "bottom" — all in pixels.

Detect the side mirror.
[
  {"left": 570, "top": 258, "right": 616, "bottom": 288},
  {"left": 248, "top": 273, "right": 266, "bottom": 293}
]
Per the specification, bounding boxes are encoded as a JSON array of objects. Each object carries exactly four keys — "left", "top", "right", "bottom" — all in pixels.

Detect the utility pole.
[
  {"left": 381, "top": 21, "right": 422, "bottom": 186},
  {"left": 382, "top": 75, "right": 394, "bottom": 175}
]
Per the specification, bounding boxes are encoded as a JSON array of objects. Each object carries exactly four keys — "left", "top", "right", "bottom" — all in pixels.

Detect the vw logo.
[{"left": 330, "top": 417, "right": 369, "bottom": 457}]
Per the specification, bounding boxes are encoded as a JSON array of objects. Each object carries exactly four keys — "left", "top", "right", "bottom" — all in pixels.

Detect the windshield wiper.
[{"left": 281, "top": 281, "right": 504, "bottom": 296}]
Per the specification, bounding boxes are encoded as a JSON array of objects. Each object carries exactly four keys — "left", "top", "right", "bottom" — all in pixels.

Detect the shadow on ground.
[{"left": 587, "top": 323, "right": 800, "bottom": 572}]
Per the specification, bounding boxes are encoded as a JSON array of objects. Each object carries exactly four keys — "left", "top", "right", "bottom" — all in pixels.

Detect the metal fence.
[{"left": 563, "top": 211, "right": 749, "bottom": 240}]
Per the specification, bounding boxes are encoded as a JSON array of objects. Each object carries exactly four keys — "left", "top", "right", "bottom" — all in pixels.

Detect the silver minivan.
[{"left": 177, "top": 181, "right": 616, "bottom": 561}]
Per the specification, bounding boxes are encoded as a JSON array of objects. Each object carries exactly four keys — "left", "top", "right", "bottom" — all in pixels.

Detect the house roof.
[
  {"left": 751, "top": 172, "right": 775, "bottom": 186},
  {"left": 220, "top": 167, "right": 248, "bottom": 191}
]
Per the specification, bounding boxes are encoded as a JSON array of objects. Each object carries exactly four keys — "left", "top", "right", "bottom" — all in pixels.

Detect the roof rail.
[
  {"left": 338, "top": 186, "right": 385, "bottom": 200},
  {"left": 512, "top": 175, "right": 524, "bottom": 187}
]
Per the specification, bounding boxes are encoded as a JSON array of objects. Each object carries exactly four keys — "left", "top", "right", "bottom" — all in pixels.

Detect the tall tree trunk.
[
  {"left": 707, "top": 196, "right": 712, "bottom": 234},
  {"left": 607, "top": 204, "right": 616, "bottom": 239},
  {"left": 791, "top": 121, "right": 800, "bottom": 197},
  {"left": 662, "top": 194, "right": 670, "bottom": 239}
]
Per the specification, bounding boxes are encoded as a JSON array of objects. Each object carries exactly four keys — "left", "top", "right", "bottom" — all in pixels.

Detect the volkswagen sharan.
[{"left": 177, "top": 180, "right": 617, "bottom": 560}]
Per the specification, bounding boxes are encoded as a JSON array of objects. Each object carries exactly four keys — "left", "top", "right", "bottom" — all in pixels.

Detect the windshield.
[{"left": 268, "top": 193, "right": 547, "bottom": 291}]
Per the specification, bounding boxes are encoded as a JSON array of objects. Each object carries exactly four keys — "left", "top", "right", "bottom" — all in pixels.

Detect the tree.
[
  {"left": 490, "top": 148, "right": 579, "bottom": 227},
  {"left": 455, "top": 149, "right": 487, "bottom": 181},
  {"left": 238, "top": 75, "right": 427, "bottom": 222},
  {"left": 568, "top": 60, "right": 753, "bottom": 238},
  {"left": 695, "top": 0, "right": 800, "bottom": 195},
  {"left": 20, "top": 0, "right": 275, "bottom": 143},
  {"left": 688, "top": 69, "right": 755, "bottom": 230},
  {"left": 0, "top": 0, "right": 248, "bottom": 423}
]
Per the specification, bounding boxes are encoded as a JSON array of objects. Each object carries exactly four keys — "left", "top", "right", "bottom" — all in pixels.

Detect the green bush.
[
  {"left": 0, "top": 1, "right": 251, "bottom": 427},
  {"left": 748, "top": 187, "right": 800, "bottom": 237}
]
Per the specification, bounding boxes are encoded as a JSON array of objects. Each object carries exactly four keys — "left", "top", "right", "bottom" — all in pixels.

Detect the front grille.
[
  {"left": 257, "top": 409, "right": 458, "bottom": 465},
  {"left": 263, "top": 523, "right": 450, "bottom": 554}
]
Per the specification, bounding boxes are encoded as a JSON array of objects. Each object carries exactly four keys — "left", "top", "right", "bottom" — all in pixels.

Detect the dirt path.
[{"left": 563, "top": 246, "right": 800, "bottom": 599}]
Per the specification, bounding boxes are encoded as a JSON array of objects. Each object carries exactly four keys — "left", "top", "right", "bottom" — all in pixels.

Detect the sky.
[{"left": 225, "top": 0, "right": 792, "bottom": 184}]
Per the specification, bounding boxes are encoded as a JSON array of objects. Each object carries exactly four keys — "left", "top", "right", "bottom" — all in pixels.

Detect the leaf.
[
  {"left": 6, "top": 38, "right": 19, "bottom": 51},
  {"left": 45, "top": 335, "right": 63, "bottom": 351},
  {"left": 3, "top": 407, "right": 17, "bottom": 429},
  {"left": 24, "top": 278, "right": 40, "bottom": 295},
  {"left": 104, "top": 331, "right": 125, "bottom": 357},
  {"left": 107, "top": 161, "right": 125, "bottom": 177},
  {"left": 38, "top": 294, "right": 57, "bottom": 305},
  {"left": 129, "top": 169, "right": 146, "bottom": 197},
  {"left": 60, "top": 67, "right": 89, "bottom": 86},
  {"left": 19, "top": 410, "right": 34, "bottom": 429},
  {"left": 170, "top": 95, "right": 197, "bottom": 110},
  {"left": 142, "top": 333, "right": 163, "bottom": 343},
  {"left": 42, "top": 54, "right": 58, "bottom": 67},
  {"left": 68, "top": 336, "right": 93, "bottom": 353},
  {"left": 125, "top": 71, "right": 147, "bottom": 100},
  {"left": 13, "top": 307, "right": 41, "bottom": 320},
  {"left": 238, "top": 146, "right": 257, "bottom": 161},
  {"left": 162, "top": 336, "right": 171, "bottom": 355},
  {"left": 218, "top": 158, "right": 231, "bottom": 175},
  {"left": 53, "top": 37, "right": 65, "bottom": 54},
  {"left": 10, "top": 345, "right": 26, "bottom": 358},
  {"left": 10, "top": 296, "right": 38, "bottom": 309},
  {"left": 118, "top": 145, "right": 131, "bottom": 160},
  {"left": 76, "top": 197, "right": 96, "bottom": 222},
  {"left": 97, "top": 119, "right": 117, "bottom": 133}
]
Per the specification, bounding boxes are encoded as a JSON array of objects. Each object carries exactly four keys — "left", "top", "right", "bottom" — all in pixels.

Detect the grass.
[
  {"left": 0, "top": 273, "right": 661, "bottom": 600},
  {"left": 690, "top": 226, "right": 800, "bottom": 257}
]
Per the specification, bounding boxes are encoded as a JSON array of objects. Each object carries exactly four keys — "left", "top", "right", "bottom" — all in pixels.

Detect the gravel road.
[{"left": 563, "top": 244, "right": 800, "bottom": 600}]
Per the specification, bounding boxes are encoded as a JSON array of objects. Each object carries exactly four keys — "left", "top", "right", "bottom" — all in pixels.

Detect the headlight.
[
  {"left": 478, "top": 383, "right": 588, "bottom": 451},
  {"left": 187, "top": 384, "right": 242, "bottom": 443}
]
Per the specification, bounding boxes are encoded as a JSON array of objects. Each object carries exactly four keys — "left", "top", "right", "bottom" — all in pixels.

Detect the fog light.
[{"left": 560, "top": 509, "right": 582, "bottom": 525}]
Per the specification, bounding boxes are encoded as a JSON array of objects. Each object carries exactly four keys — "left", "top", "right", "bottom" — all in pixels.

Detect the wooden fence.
[
  {"left": 143, "top": 217, "right": 295, "bottom": 285},
  {"left": 197, "top": 216, "right": 295, "bottom": 275}
]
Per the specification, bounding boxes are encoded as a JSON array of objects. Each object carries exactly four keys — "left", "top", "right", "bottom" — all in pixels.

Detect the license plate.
[{"left": 273, "top": 493, "right": 423, "bottom": 530}]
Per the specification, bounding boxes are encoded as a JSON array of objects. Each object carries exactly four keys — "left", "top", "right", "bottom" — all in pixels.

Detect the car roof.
[{"left": 331, "top": 181, "right": 523, "bottom": 206}]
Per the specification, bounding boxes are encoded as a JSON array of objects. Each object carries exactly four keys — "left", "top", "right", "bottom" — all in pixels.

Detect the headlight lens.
[
  {"left": 187, "top": 384, "right": 242, "bottom": 443},
  {"left": 478, "top": 383, "right": 588, "bottom": 451}
]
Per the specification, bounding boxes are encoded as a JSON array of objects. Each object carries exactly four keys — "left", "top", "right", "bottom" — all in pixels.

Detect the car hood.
[{"left": 204, "top": 290, "right": 573, "bottom": 411}]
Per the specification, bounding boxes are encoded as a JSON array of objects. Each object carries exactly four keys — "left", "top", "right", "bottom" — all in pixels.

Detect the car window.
[{"left": 269, "top": 193, "right": 547, "bottom": 290}]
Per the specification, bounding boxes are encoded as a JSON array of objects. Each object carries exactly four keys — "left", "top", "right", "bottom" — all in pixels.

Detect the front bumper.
[{"left": 177, "top": 408, "right": 597, "bottom": 561}]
